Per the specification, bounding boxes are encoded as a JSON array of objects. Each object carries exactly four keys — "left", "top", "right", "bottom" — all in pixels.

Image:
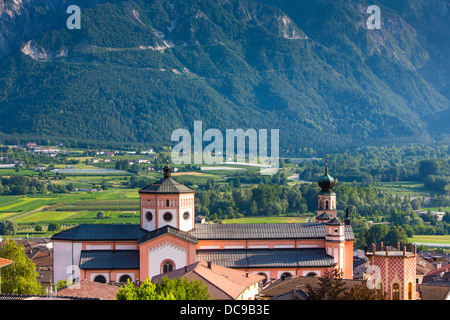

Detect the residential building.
[{"left": 151, "top": 261, "right": 265, "bottom": 300}]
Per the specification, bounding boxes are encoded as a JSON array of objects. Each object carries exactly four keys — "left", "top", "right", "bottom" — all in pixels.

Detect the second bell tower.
[{"left": 317, "top": 161, "right": 337, "bottom": 218}]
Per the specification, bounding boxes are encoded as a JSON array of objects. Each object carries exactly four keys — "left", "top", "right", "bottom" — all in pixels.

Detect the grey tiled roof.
[
  {"left": 195, "top": 249, "right": 335, "bottom": 268},
  {"left": 51, "top": 224, "right": 149, "bottom": 241},
  {"left": 189, "top": 223, "right": 355, "bottom": 241},
  {"left": 79, "top": 250, "right": 140, "bottom": 270},
  {"left": 137, "top": 225, "right": 198, "bottom": 245},
  {"left": 139, "top": 177, "right": 195, "bottom": 194}
]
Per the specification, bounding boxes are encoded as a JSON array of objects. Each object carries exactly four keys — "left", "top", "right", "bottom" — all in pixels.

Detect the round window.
[
  {"left": 145, "top": 211, "right": 153, "bottom": 222},
  {"left": 183, "top": 211, "right": 190, "bottom": 220},
  {"left": 163, "top": 212, "right": 173, "bottom": 222}
]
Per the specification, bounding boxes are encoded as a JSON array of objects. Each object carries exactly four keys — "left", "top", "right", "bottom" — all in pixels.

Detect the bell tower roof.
[
  {"left": 139, "top": 161, "right": 195, "bottom": 194},
  {"left": 318, "top": 161, "right": 335, "bottom": 195}
]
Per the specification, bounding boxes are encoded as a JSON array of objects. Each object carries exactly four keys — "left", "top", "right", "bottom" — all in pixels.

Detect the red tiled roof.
[
  {"left": 0, "top": 257, "right": 13, "bottom": 268},
  {"left": 56, "top": 280, "right": 120, "bottom": 300},
  {"left": 152, "top": 261, "right": 265, "bottom": 299},
  {"left": 31, "top": 251, "right": 53, "bottom": 268}
]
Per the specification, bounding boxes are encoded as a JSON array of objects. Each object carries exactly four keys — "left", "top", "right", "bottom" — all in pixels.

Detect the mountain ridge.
[{"left": 0, "top": 0, "right": 449, "bottom": 154}]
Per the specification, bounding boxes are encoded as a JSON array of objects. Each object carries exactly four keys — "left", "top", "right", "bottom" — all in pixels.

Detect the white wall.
[
  {"left": 158, "top": 208, "right": 178, "bottom": 229},
  {"left": 53, "top": 241, "right": 82, "bottom": 283},
  {"left": 147, "top": 241, "right": 187, "bottom": 279},
  {"left": 142, "top": 208, "right": 156, "bottom": 231},
  {"left": 178, "top": 207, "right": 193, "bottom": 232}
]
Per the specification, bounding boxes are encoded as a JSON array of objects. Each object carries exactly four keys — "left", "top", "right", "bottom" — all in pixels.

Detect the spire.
[
  {"left": 318, "top": 160, "right": 335, "bottom": 194},
  {"left": 345, "top": 208, "right": 351, "bottom": 225},
  {"left": 163, "top": 160, "right": 171, "bottom": 179}
]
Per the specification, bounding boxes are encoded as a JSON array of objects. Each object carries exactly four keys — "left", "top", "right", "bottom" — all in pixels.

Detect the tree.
[
  {"left": 0, "top": 240, "right": 42, "bottom": 294},
  {"left": 47, "top": 222, "right": 60, "bottom": 232},
  {"left": 306, "top": 268, "right": 346, "bottom": 300},
  {"left": 0, "top": 220, "right": 17, "bottom": 236},
  {"left": 341, "top": 281, "right": 388, "bottom": 300},
  {"left": 383, "top": 226, "right": 409, "bottom": 246},
  {"left": 97, "top": 211, "right": 106, "bottom": 219},
  {"left": 116, "top": 276, "right": 210, "bottom": 300},
  {"left": 306, "top": 267, "right": 387, "bottom": 300}
]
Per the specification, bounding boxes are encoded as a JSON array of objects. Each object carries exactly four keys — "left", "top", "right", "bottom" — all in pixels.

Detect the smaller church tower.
[
  {"left": 139, "top": 162, "right": 196, "bottom": 233},
  {"left": 317, "top": 161, "right": 337, "bottom": 219},
  {"left": 365, "top": 243, "right": 417, "bottom": 300}
]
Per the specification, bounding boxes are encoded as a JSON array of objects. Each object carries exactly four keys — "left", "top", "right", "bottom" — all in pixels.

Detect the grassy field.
[
  {"left": 409, "top": 235, "right": 450, "bottom": 245},
  {"left": 375, "top": 181, "right": 430, "bottom": 196},
  {"left": 0, "top": 161, "right": 239, "bottom": 237}
]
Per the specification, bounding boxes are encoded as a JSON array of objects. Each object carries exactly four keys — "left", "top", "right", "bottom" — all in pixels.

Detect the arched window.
[
  {"left": 392, "top": 283, "right": 400, "bottom": 300},
  {"left": 257, "top": 273, "right": 268, "bottom": 284},
  {"left": 162, "top": 260, "right": 174, "bottom": 274},
  {"left": 94, "top": 275, "right": 107, "bottom": 283},
  {"left": 119, "top": 275, "right": 132, "bottom": 283},
  {"left": 408, "top": 282, "right": 413, "bottom": 300},
  {"left": 306, "top": 272, "right": 318, "bottom": 277},
  {"left": 280, "top": 272, "right": 292, "bottom": 281},
  {"left": 325, "top": 200, "right": 329, "bottom": 210},
  {"left": 166, "top": 199, "right": 170, "bottom": 207}
]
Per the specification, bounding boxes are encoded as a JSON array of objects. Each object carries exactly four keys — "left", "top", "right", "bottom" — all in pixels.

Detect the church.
[{"left": 52, "top": 163, "right": 354, "bottom": 285}]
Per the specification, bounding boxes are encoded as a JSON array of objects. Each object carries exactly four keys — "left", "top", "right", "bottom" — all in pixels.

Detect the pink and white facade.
[{"left": 52, "top": 164, "right": 354, "bottom": 286}]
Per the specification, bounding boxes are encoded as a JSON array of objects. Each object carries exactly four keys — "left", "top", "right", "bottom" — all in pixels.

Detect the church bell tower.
[
  {"left": 139, "top": 162, "right": 196, "bottom": 233},
  {"left": 317, "top": 161, "right": 337, "bottom": 219}
]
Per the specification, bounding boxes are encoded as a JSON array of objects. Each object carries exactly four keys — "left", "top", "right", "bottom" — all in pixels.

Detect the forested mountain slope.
[{"left": 0, "top": 0, "right": 449, "bottom": 154}]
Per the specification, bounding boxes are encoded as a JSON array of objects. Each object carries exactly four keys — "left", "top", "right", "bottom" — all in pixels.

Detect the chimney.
[
  {"left": 207, "top": 261, "right": 212, "bottom": 269},
  {"left": 245, "top": 272, "right": 249, "bottom": 278}
]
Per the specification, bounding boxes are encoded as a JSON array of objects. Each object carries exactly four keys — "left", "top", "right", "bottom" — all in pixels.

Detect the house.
[
  {"left": 141, "top": 149, "right": 155, "bottom": 154},
  {"left": 419, "top": 250, "right": 450, "bottom": 268},
  {"left": 29, "top": 246, "right": 53, "bottom": 289},
  {"left": 51, "top": 163, "right": 354, "bottom": 287},
  {"left": 257, "top": 276, "right": 363, "bottom": 300},
  {"left": 90, "top": 158, "right": 100, "bottom": 163},
  {"left": 151, "top": 261, "right": 265, "bottom": 300},
  {"left": 419, "top": 284, "right": 450, "bottom": 300},
  {"left": 422, "top": 265, "right": 450, "bottom": 284},
  {"left": 416, "top": 256, "right": 435, "bottom": 284},
  {"left": 55, "top": 279, "right": 121, "bottom": 300},
  {"left": 195, "top": 215, "right": 206, "bottom": 224},
  {"left": 35, "top": 166, "right": 46, "bottom": 171}
]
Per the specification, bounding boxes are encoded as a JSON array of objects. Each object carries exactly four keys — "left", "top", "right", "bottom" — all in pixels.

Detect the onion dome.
[{"left": 318, "top": 161, "right": 335, "bottom": 194}]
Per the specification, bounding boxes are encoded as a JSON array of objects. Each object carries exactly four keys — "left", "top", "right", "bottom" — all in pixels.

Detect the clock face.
[
  {"left": 145, "top": 211, "right": 153, "bottom": 222},
  {"left": 183, "top": 211, "right": 190, "bottom": 220}
]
